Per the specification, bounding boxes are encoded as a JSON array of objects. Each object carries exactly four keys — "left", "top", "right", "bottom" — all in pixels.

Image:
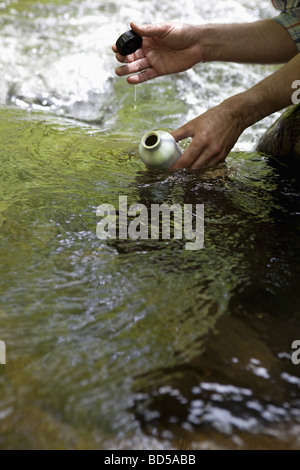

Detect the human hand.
[
  {"left": 171, "top": 101, "right": 246, "bottom": 170},
  {"left": 112, "top": 21, "right": 203, "bottom": 84}
]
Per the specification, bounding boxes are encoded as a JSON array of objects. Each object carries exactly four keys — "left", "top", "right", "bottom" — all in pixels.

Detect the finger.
[
  {"left": 171, "top": 125, "right": 194, "bottom": 142},
  {"left": 171, "top": 139, "right": 206, "bottom": 170},
  {"left": 128, "top": 48, "right": 145, "bottom": 61},
  {"left": 127, "top": 68, "right": 159, "bottom": 84},
  {"left": 130, "top": 21, "right": 171, "bottom": 38},
  {"left": 112, "top": 42, "right": 127, "bottom": 62},
  {"left": 189, "top": 152, "right": 216, "bottom": 170},
  {"left": 115, "top": 57, "right": 150, "bottom": 77}
]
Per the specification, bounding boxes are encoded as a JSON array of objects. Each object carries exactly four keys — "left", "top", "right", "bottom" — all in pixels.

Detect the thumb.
[{"left": 130, "top": 21, "right": 170, "bottom": 38}]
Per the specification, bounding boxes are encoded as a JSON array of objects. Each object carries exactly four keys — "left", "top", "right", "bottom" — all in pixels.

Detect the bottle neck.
[{"left": 141, "top": 131, "right": 161, "bottom": 151}]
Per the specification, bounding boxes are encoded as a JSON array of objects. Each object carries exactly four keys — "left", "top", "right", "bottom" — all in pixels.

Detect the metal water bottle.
[{"left": 138, "top": 130, "right": 182, "bottom": 170}]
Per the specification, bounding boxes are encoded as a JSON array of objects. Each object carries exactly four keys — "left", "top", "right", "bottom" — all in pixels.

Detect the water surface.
[{"left": 0, "top": 0, "right": 299, "bottom": 450}]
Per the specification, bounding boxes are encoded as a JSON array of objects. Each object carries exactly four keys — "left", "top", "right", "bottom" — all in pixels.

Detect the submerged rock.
[{"left": 256, "top": 105, "right": 300, "bottom": 161}]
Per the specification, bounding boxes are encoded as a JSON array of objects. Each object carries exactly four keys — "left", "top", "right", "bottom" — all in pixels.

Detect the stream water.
[{"left": 0, "top": 0, "right": 299, "bottom": 450}]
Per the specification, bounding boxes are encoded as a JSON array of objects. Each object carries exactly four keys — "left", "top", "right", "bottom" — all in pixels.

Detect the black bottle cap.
[{"left": 116, "top": 30, "right": 143, "bottom": 56}]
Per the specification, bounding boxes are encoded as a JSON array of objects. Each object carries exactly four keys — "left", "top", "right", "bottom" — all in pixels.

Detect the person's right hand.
[{"left": 112, "top": 21, "right": 203, "bottom": 84}]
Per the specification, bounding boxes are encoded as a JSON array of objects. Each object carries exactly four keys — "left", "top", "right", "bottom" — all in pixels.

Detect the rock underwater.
[{"left": 256, "top": 104, "right": 300, "bottom": 162}]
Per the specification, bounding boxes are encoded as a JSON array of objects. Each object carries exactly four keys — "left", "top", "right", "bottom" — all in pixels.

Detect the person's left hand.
[{"left": 170, "top": 101, "right": 245, "bottom": 169}]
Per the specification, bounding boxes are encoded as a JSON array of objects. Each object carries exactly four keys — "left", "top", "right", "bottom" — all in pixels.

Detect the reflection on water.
[
  {"left": 0, "top": 0, "right": 278, "bottom": 141},
  {"left": 0, "top": 0, "right": 299, "bottom": 450}
]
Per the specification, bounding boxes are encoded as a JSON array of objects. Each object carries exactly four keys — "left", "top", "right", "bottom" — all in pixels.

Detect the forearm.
[
  {"left": 199, "top": 19, "right": 298, "bottom": 64},
  {"left": 221, "top": 52, "right": 300, "bottom": 129}
]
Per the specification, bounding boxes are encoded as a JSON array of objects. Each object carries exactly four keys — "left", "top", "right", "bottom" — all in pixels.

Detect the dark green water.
[{"left": 0, "top": 0, "right": 300, "bottom": 450}]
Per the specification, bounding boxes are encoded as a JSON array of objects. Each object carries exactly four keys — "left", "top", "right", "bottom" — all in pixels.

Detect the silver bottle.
[{"left": 138, "top": 130, "right": 182, "bottom": 170}]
